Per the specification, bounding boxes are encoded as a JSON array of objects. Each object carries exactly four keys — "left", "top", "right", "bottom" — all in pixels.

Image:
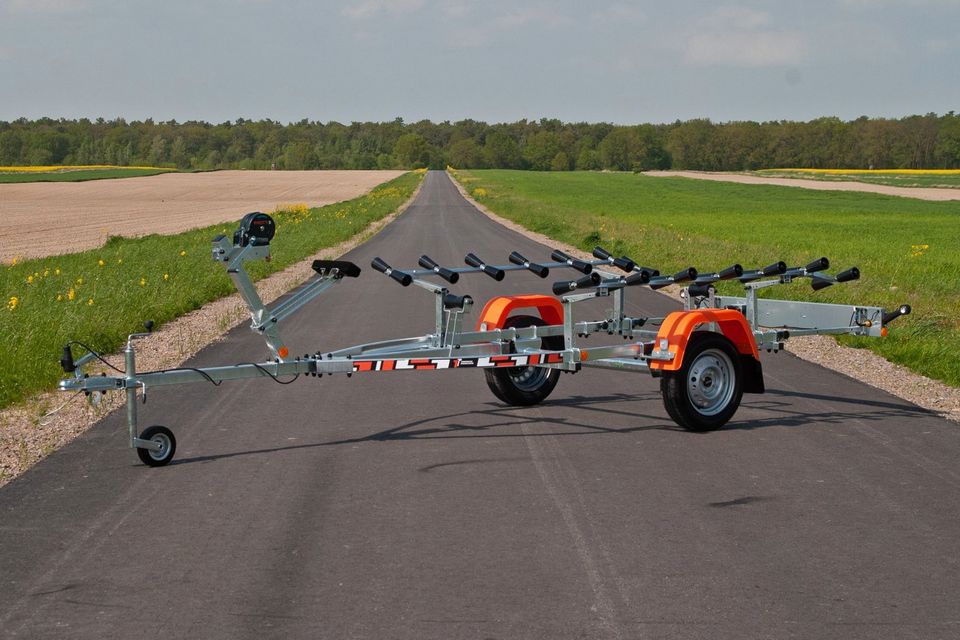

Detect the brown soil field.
[
  {"left": 644, "top": 170, "right": 960, "bottom": 201},
  {"left": 0, "top": 170, "right": 405, "bottom": 261}
]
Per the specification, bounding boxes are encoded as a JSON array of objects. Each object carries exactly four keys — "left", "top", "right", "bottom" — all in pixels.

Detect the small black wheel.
[
  {"left": 661, "top": 332, "right": 743, "bottom": 431},
  {"left": 484, "top": 315, "right": 564, "bottom": 406},
  {"left": 136, "top": 425, "right": 177, "bottom": 467}
]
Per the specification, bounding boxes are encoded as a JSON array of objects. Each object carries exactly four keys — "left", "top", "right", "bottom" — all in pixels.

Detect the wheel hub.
[{"left": 687, "top": 349, "right": 735, "bottom": 416}]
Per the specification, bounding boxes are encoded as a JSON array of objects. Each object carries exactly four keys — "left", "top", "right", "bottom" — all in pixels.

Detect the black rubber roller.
[
  {"left": 624, "top": 271, "right": 650, "bottom": 286},
  {"left": 418, "top": 255, "right": 459, "bottom": 284},
  {"left": 509, "top": 251, "right": 549, "bottom": 278},
  {"left": 805, "top": 257, "right": 830, "bottom": 273},
  {"left": 836, "top": 266, "right": 860, "bottom": 283},
  {"left": 552, "top": 272, "right": 601, "bottom": 296},
  {"left": 718, "top": 264, "right": 743, "bottom": 280},
  {"left": 592, "top": 246, "right": 636, "bottom": 273},
  {"left": 551, "top": 249, "right": 592, "bottom": 274},
  {"left": 687, "top": 282, "right": 715, "bottom": 297},
  {"left": 762, "top": 261, "right": 788, "bottom": 276},
  {"left": 371, "top": 257, "right": 412, "bottom": 286},
  {"left": 672, "top": 267, "right": 698, "bottom": 283},
  {"left": 442, "top": 293, "right": 473, "bottom": 309},
  {"left": 464, "top": 253, "right": 505, "bottom": 281}
]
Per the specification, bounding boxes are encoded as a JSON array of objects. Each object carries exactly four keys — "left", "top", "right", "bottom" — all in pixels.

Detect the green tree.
[
  {"left": 448, "top": 138, "right": 483, "bottom": 168},
  {"left": 550, "top": 151, "right": 571, "bottom": 171},
  {"left": 483, "top": 131, "right": 523, "bottom": 168},
  {"left": 393, "top": 133, "right": 432, "bottom": 168}
]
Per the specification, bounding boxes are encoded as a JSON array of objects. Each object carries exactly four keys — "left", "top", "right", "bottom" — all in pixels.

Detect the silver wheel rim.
[
  {"left": 686, "top": 348, "right": 735, "bottom": 416},
  {"left": 149, "top": 433, "right": 171, "bottom": 461},
  {"left": 508, "top": 366, "right": 550, "bottom": 392}
]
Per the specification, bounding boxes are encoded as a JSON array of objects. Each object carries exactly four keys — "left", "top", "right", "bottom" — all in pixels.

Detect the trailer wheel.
[
  {"left": 485, "top": 315, "right": 563, "bottom": 406},
  {"left": 136, "top": 425, "right": 177, "bottom": 467},
  {"left": 661, "top": 332, "right": 743, "bottom": 431}
]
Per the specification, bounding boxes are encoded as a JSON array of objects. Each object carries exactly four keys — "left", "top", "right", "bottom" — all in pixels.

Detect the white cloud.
[
  {"left": 340, "top": 0, "right": 426, "bottom": 20},
  {"left": 682, "top": 5, "right": 807, "bottom": 67}
]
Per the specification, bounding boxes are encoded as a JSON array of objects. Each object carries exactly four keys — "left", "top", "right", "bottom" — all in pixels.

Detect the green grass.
[
  {"left": 453, "top": 169, "right": 960, "bottom": 387},
  {"left": 0, "top": 168, "right": 177, "bottom": 183},
  {"left": 754, "top": 171, "right": 960, "bottom": 189},
  {"left": 0, "top": 171, "right": 422, "bottom": 409}
]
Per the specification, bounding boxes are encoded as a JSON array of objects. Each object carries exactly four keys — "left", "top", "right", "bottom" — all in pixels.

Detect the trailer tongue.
[{"left": 58, "top": 212, "right": 911, "bottom": 466}]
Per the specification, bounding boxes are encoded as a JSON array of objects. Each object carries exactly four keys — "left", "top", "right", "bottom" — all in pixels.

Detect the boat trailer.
[{"left": 58, "top": 212, "right": 912, "bottom": 466}]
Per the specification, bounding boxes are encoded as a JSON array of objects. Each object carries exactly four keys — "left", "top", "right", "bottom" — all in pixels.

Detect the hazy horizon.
[{"left": 1, "top": 1, "right": 957, "bottom": 125}]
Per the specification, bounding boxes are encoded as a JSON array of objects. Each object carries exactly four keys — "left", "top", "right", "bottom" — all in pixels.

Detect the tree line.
[{"left": 2, "top": 113, "right": 958, "bottom": 172}]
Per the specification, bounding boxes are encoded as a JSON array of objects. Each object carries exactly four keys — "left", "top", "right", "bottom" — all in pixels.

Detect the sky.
[{"left": 1, "top": 0, "right": 958, "bottom": 125}]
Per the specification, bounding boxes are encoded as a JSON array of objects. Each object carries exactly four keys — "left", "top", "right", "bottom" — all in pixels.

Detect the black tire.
[
  {"left": 484, "top": 315, "right": 563, "bottom": 406},
  {"left": 661, "top": 332, "right": 743, "bottom": 431},
  {"left": 136, "top": 425, "right": 177, "bottom": 467}
]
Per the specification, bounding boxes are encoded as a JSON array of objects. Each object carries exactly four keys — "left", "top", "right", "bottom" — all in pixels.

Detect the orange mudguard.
[
  {"left": 649, "top": 309, "right": 758, "bottom": 372},
  {"left": 477, "top": 295, "right": 564, "bottom": 330}
]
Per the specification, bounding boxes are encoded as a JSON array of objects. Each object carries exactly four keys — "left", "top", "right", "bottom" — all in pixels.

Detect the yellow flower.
[
  {"left": 87, "top": 298, "right": 94, "bottom": 306},
  {"left": 55, "top": 268, "right": 60, "bottom": 275},
  {"left": 56, "top": 294, "right": 63, "bottom": 301},
  {"left": 7, "top": 296, "right": 18, "bottom": 311},
  {"left": 76, "top": 277, "right": 83, "bottom": 285},
  {"left": 43, "top": 269, "right": 49, "bottom": 277},
  {"left": 163, "top": 273, "right": 169, "bottom": 281},
  {"left": 98, "top": 259, "right": 105, "bottom": 267},
  {"left": 67, "top": 288, "right": 76, "bottom": 301},
  {"left": 179, "top": 250, "right": 187, "bottom": 257},
  {"left": 9, "top": 257, "right": 17, "bottom": 267},
  {"left": 139, "top": 277, "right": 146, "bottom": 286},
  {"left": 26, "top": 275, "right": 33, "bottom": 284},
  {"left": 117, "top": 259, "right": 122, "bottom": 265}
]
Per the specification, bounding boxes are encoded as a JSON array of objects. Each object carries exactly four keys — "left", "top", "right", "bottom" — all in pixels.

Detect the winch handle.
[
  {"left": 418, "top": 255, "right": 459, "bottom": 284},
  {"left": 882, "top": 304, "right": 912, "bottom": 325},
  {"left": 371, "top": 257, "right": 412, "bottom": 287}
]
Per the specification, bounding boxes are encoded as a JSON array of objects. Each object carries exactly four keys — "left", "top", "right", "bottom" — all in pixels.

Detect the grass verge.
[
  {"left": 0, "top": 167, "right": 177, "bottom": 183},
  {"left": 451, "top": 169, "right": 960, "bottom": 387},
  {"left": 0, "top": 170, "right": 423, "bottom": 409}
]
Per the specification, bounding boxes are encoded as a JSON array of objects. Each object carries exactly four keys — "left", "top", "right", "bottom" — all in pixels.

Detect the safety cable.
[
  {"left": 38, "top": 390, "right": 84, "bottom": 426},
  {"left": 68, "top": 341, "right": 125, "bottom": 373},
  {"left": 240, "top": 362, "right": 301, "bottom": 384}
]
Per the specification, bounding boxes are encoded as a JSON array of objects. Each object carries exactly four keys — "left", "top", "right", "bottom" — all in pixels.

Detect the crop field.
[
  {"left": 0, "top": 165, "right": 177, "bottom": 183},
  {"left": 0, "top": 171, "right": 423, "bottom": 409},
  {"left": 0, "top": 169, "right": 406, "bottom": 261},
  {"left": 452, "top": 169, "right": 960, "bottom": 387},
  {"left": 756, "top": 168, "right": 960, "bottom": 189}
]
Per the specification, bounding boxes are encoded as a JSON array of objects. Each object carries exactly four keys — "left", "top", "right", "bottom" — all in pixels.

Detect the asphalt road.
[{"left": 2, "top": 171, "right": 958, "bottom": 639}]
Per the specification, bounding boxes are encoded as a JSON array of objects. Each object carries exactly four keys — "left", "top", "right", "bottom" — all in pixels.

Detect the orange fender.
[
  {"left": 649, "top": 309, "right": 758, "bottom": 372},
  {"left": 476, "top": 295, "right": 564, "bottom": 330}
]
